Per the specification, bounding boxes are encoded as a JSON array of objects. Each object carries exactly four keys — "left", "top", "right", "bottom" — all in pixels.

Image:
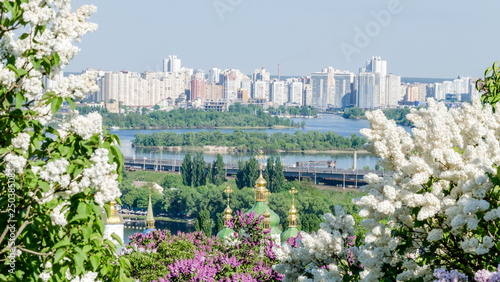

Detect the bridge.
[{"left": 123, "top": 157, "right": 388, "bottom": 189}]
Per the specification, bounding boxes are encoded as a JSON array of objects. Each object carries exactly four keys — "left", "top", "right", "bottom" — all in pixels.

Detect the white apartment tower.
[
  {"left": 270, "top": 80, "right": 286, "bottom": 106},
  {"left": 164, "top": 55, "right": 181, "bottom": 73},
  {"left": 311, "top": 72, "right": 334, "bottom": 109},
  {"left": 333, "top": 73, "right": 354, "bottom": 108},
  {"left": 288, "top": 81, "right": 303, "bottom": 105}
]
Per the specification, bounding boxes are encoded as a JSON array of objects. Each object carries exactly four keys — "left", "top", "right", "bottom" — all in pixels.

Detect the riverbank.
[
  {"left": 132, "top": 144, "right": 370, "bottom": 154},
  {"left": 109, "top": 125, "right": 299, "bottom": 130}
]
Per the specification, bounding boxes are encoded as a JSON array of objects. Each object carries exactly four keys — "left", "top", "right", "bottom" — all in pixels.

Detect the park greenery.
[
  {"left": 0, "top": 1, "right": 132, "bottom": 281},
  {"left": 119, "top": 169, "right": 361, "bottom": 235},
  {"left": 76, "top": 103, "right": 306, "bottom": 129},
  {"left": 343, "top": 107, "right": 413, "bottom": 126},
  {"left": 132, "top": 130, "right": 367, "bottom": 152}
]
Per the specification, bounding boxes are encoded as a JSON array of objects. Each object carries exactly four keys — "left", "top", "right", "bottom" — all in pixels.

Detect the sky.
[{"left": 67, "top": 0, "right": 499, "bottom": 78}]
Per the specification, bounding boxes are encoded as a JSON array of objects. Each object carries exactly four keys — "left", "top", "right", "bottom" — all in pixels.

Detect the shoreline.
[
  {"left": 132, "top": 145, "right": 370, "bottom": 154},
  {"left": 107, "top": 125, "right": 300, "bottom": 130}
]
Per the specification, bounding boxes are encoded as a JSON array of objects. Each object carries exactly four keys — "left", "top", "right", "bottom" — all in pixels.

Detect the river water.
[
  {"left": 114, "top": 114, "right": 410, "bottom": 242},
  {"left": 112, "top": 114, "right": 385, "bottom": 170}
]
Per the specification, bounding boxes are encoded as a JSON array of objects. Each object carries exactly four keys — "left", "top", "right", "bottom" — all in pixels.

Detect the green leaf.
[
  {"left": 96, "top": 219, "right": 105, "bottom": 235},
  {"left": 15, "top": 94, "right": 23, "bottom": 109},
  {"left": 65, "top": 97, "right": 76, "bottom": 111},
  {"left": 38, "top": 180, "right": 50, "bottom": 192},
  {"left": 73, "top": 253, "right": 85, "bottom": 274},
  {"left": 54, "top": 249, "right": 66, "bottom": 264},
  {"left": 82, "top": 226, "right": 92, "bottom": 241},
  {"left": 54, "top": 53, "right": 60, "bottom": 67},
  {"left": 53, "top": 237, "right": 70, "bottom": 249},
  {"left": 51, "top": 97, "right": 63, "bottom": 114},
  {"left": 90, "top": 256, "right": 99, "bottom": 271},
  {"left": 111, "top": 233, "right": 123, "bottom": 246}
]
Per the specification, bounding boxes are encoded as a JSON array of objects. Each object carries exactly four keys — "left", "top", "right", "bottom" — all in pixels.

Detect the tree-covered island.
[
  {"left": 132, "top": 130, "right": 367, "bottom": 152},
  {"left": 76, "top": 104, "right": 318, "bottom": 129}
]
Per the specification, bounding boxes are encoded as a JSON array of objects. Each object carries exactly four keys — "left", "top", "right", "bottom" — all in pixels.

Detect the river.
[
  {"left": 112, "top": 114, "right": 385, "bottom": 170},
  {"left": 114, "top": 114, "right": 408, "bottom": 243}
]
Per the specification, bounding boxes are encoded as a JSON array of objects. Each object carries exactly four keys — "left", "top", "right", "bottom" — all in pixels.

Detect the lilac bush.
[{"left": 121, "top": 211, "right": 283, "bottom": 281}]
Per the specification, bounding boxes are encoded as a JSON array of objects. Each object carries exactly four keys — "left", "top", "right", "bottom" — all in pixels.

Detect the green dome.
[
  {"left": 216, "top": 227, "right": 235, "bottom": 239},
  {"left": 282, "top": 227, "right": 299, "bottom": 242},
  {"left": 246, "top": 201, "right": 281, "bottom": 235}
]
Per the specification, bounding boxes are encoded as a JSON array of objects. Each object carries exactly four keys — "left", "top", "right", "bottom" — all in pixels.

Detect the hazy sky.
[{"left": 68, "top": 0, "right": 499, "bottom": 78}]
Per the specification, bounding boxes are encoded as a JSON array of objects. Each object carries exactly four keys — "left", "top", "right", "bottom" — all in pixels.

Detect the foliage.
[
  {"left": 235, "top": 158, "right": 260, "bottom": 189},
  {"left": 194, "top": 210, "right": 212, "bottom": 237},
  {"left": 133, "top": 129, "right": 368, "bottom": 152},
  {"left": 120, "top": 212, "right": 283, "bottom": 281},
  {"left": 342, "top": 107, "right": 365, "bottom": 119},
  {"left": 343, "top": 107, "right": 413, "bottom": 126},
  {"left": 477, "top": 61, "right": 500, "bottom": 112},
  {"left": 181, "top": 153, "right": 193, "bottom": 186},
  {"left": 267, "top": 105, "right": 319, "bottom": 117},
  {"left": 0, "top": 1, "right": 131, "bottom": 281},
  {"left": 78, "top": 105, "right": 301, "bottom": 129}
]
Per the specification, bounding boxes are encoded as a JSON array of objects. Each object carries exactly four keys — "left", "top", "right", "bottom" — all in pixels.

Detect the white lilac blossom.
[
  {"left": 59, "top": 112, "right": 102, "bottom": 140},
  {"left": 351, "top": 98, "right": 500, "bottom": 281},
  {"left": 70, "top": 271, "right": 99, "bottom": 282},
  {"left": 4, "top": 153, "right": 27, "bottom": 174},
  {"left": 11, "top": 132, "right": 31, "bottom": 153},
  {"left": 273, "top": 206, "right": 356, "bottom": 282},
  {"left": 79, "top": 148, "right": 120, "bottom": 207},
  {"left": 50, "top": 202, "right": 69, "bottom": 226}
]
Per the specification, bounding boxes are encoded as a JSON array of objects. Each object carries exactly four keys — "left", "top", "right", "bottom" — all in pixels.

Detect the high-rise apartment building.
[
  {"left": 311, "top": 72, "right": 334, "bottom": 109},
  {"left": 270, "top": 80, "right": 286, "bottom": 106},
  {"left": 288, "top": 81, "right": 303, "bottom": 105},
  {"left": 386, "top": 74, "right": 401, "bottom": 107},
  {"left": 191, "top": 70, "right": 205, "bottom": 101},
  {"left": 333, "top": 73, "right": 354, "bottom": 108},
  {"left": 164, "top": 55, "right": 181, "bottom": 73},
  {"left": 252, "top": 81, "right": 270, "bottom": 100}
]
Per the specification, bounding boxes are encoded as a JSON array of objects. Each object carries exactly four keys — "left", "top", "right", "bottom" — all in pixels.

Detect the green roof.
[
  {"left": 216, "top": 227, "right": 235, "bottom": 239},
  {"left": 282, "top": 227, "right": 299, "bottom": 242},
  {"left": 246, "top": 201, "right": 281, "bottom": 235}
]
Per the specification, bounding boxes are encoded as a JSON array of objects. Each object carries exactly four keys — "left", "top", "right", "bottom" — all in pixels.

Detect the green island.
[
  {"left": 341, "top": 107, "right": 413, "bottom": 126},
  {"left": 76, "top": 103, "right": 317, "bottom": 129},
  {"left": 132, "top": 129, "right": 367, "bottom": 152}
]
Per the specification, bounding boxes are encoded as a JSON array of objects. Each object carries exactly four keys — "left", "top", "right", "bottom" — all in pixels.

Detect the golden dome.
[
  {"left": 254, "top": 170, "right": 268, "bottom": 202},
  {"left": 255, "top": 170, "right": 267, "bottom": 187},
  {"left": 223, "top": 205, "right": 233, "bottom": 227},
  {"left": 224, "top": 205, "right": 232, "bottom": 215},
  {"left": 289, "top": 204, "right": 297, "bottom": 216}
]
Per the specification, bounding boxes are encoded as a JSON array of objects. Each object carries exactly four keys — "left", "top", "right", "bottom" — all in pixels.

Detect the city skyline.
[{"left": 68, "top": 0, "right": 500, "bottom": 79}]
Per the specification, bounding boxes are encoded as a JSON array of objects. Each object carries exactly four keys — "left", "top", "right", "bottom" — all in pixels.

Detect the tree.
[
  {"left": 264, "top": 157, "right": 275, "bottom": 191},
  {"left": 236, "top": 160, "right": 245, "bottom": 189},
  {"left": 153, "top": 104, "right": 160, "bottom": 110},
  {"left": 244, "top": 158, "right": 259, "bottom": 188},
  {"left": 215, "top": 213, "right": 224, "bottom": 233},
  {"left": 0, "top": 1, "right": 131, "bottom": 281},
  {"left": 214, "top": 154, "right": 225, "bottom": 186},
  {"left": 195, "top": 210, "right": 212, "bottom": 237},
  {"left": 273, "top": 157, "right": 285, "bottom": 193},
  {"left": 192, "top": 152, "right": 206, "bottom": 187},
  {"left": 181, "top": 153, "right": 193, "bottom": 186}
]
